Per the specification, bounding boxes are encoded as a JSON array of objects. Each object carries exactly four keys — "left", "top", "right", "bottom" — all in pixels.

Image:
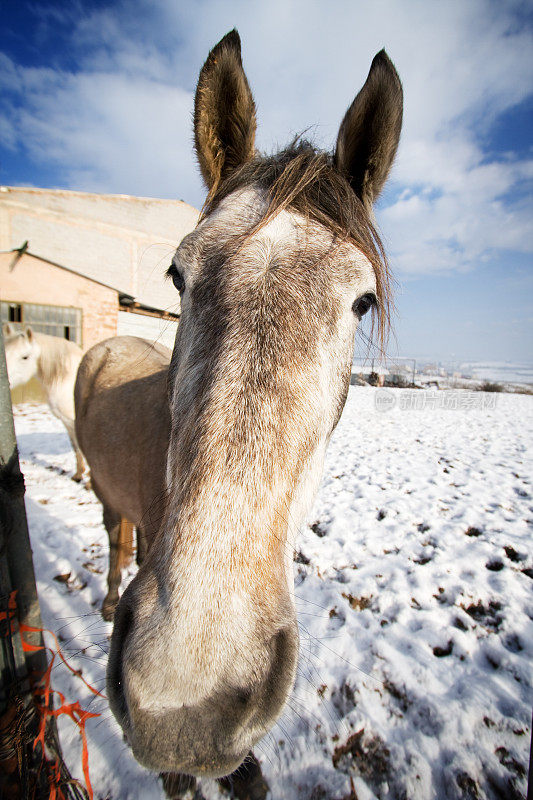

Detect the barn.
[
  {"left": 0, "top": 185, "right": 199, "bottom": 349},
  {"left": 0, "top": 247, "right": 183, "bottom": 351}
]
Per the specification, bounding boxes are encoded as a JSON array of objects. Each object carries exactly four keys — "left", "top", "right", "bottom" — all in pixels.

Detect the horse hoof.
[{"left": 72, "top": 474, "right": 83, "bottom": 483}]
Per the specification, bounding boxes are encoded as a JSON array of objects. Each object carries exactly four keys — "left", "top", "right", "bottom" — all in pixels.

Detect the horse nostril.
[
  {"left": 112, "top": 600, "right": 134, "bottom": 658},
  {"left": 260, "top": 624, "right": 298, "bottom": 717},
  {"left": 107, "top": 600, "right": 134, "bottom": 726},
  {"left": 274, "top": 625, "right": 298, "bottom": 666}
]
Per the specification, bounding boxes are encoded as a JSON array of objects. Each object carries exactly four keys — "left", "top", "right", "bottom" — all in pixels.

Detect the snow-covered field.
[{"left": 13, "top": 387, "right": 532, "bottom": 800}]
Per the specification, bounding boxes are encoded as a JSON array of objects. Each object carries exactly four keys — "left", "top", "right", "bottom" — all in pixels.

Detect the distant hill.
[{"left": 458, "top": 361, "right": 533, "bottom": 385}]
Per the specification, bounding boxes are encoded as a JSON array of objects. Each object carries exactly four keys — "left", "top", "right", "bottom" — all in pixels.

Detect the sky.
[{"left": 1, "top": 0, "right": 532, "bottom": 364}]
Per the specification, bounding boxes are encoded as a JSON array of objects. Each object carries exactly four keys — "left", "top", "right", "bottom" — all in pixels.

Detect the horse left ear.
[
  {"left": 194, "top": 29, "right": 257, "bottom": 194},
  {"left": 25, "top": 325, "right": 34, "bottom": 342},
  {"left": 335, "top": 50, "right": 403, "bottom": 207}
]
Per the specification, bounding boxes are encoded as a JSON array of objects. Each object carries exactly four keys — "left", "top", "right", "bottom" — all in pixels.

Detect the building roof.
[
  {"left": 1, "top": 244, "right": 133, "bottom": 297},
  {"left": 0, "top": 184, "right": 194, "bottom": 208}
]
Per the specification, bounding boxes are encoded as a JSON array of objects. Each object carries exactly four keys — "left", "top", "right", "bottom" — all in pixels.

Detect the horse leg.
[
  {"left": 119, "top": 517, "right": 135, "bottom": 570},
  {"left": 102, "top": 510, "right": 134, "bottom": 621},
  {"left": 62, "top": 418, "right": 85, "bottom": 482},
  {"left": 72, "top": 441, "right": 86, "bottom": 483},
  {"left": 160, "top": 772, "right": 201, "bottom": 799},
  {"left": 217, "top": 752, "right": 269, "bottom": 799},
  {"left": 136, "top": 525, "right": 149, "bottom": 566}
]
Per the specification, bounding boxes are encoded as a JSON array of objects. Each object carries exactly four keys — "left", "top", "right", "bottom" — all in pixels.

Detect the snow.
[
  {"left": 13, "top": 387, "right": 532, "bottom": 800},
  {"left": 457, "top": 362, "right": 533, "bottom": 386}
]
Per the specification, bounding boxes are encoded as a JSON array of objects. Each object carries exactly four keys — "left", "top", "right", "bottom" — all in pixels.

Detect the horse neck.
[
  {"left": 31, "top": 334, "right": 47, "bottom": 388},
  {"left": 33, "top": 334, "right": 71, "bottom": 391}
]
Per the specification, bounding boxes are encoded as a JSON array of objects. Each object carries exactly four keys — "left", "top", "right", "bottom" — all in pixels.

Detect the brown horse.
[{"left": 75, "top": 29, "right": 402, "bottom": 781}]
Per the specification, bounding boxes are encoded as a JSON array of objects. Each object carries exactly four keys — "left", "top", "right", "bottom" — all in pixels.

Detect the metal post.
[
  {"left": 0, "top": 325, "right": 83, "bottom": 798},
  {"left": 0, "top": 326, "right": 47, "bottom": 685}
]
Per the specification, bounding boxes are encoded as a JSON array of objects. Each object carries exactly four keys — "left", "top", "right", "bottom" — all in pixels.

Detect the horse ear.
[
  {"left": 194, "top": 29, "right": 257, "bottom": 194},
  {"left": 3, "top": 322, "right": 15, "bottom": 337},
  {"left": 25, "top": 325, "right": 34, "bottom": 342},
  {"left": 335, "top": 50, "right": 403, "bottom": 207}
]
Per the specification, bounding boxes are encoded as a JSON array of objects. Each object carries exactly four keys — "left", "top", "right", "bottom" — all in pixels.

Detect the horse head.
[
  {"left": 107, "top": 29, "right": 402, "bottom": 777},
  {"left": 4, "top": 325, "right": 39, "bottom": 389}
]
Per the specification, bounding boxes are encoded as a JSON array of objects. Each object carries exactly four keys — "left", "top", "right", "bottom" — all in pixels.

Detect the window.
[
  {"left": 1, "top": 302, "right": 23, "bottom": 323},
  {"left": 0, "top": 302, "right": 82, "bottom": 345}
]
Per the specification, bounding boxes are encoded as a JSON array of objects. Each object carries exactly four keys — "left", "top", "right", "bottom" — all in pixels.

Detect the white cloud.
[
  {"left": 1, "top": 56, "right": 196, "bottom": 199},
  {"left": 1, "top": 0, "right": 532, "bottom": 278},
  {"left": 0, "top": 114, "right": 17, "bottom": 151},
  {"left": 381, "top": 145, "right": 533, "bottom": 274}
]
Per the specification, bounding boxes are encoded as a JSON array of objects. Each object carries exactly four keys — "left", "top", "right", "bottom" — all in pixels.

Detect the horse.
[
  {"left": 4, "top": 324, "right": 86, "bottom": 481},
  {"left": 75, "top": 335, "right": 172, "bottom": 620},
  {"left": 75, "top": 28, "right": 402, "bottom": 782}
]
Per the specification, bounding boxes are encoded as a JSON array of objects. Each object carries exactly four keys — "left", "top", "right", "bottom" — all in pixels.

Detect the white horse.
[{"left": 3, "top": 324, "right": 85, "bottom": 481}]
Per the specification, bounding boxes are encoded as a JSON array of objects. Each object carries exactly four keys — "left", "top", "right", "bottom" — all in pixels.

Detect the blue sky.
[{"left": 1, "top": 0, "right": 532, "bottom": 364}]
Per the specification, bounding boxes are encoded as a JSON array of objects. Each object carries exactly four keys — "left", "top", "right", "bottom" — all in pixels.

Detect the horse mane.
[
  {"left": 200, "top": 140, "right": 393, "bottom": 350},
  {"left": 35, "top": 333, "right": 81, "bottom": 386}
]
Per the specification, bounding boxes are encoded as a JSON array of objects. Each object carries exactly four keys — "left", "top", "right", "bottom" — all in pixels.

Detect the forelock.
[{"left": 200, "top": 139, "right": 392, "bottom": 349}]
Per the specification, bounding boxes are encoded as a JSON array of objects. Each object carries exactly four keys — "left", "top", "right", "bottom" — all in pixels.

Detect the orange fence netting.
[{"left": 1, "top": 589, "right": 104, "bottom": 799}]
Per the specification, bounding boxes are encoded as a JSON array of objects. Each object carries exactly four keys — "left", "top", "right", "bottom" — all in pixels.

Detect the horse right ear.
[
  {"left": 194, "top": 29, "right": 257, "bottom": 195},
  {"left": 3, "top": 322, "right": 15, "bottom": 337},
  {"left": 24, "top": 325, "right": 34, "bottom": 342},
  {"left": 334, "top": 50, "right": 403, "bottom": 207}
]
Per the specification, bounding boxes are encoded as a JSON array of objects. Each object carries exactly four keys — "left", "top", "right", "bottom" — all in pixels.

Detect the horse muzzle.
[{"left": 106, "top": 580, "right": 299, "bottom": 776}]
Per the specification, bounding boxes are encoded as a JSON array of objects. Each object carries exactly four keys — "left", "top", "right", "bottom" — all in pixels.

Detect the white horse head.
[
  {"left": 4, "top": 322, "right": 86, "bottom": 481},
  {"left": 4, "top": 326, "right": 40, "bottom": 389}
]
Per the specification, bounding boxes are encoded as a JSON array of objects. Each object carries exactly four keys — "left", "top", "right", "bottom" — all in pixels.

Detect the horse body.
[
  {"left": 4, "top": 325, "right": 86, "bottom": 480},
  {"left": 76, "top": 29, "right": 402, "bottom": 781},
  {"left": 74, "top": 335, "right": 171, "bottom": 618}
]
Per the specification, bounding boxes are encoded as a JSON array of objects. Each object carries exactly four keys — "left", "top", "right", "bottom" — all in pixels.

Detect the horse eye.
[
  {"left": 167, "top": 265, "right": 185, "bottom": 294},
  {"left": 352, "top": 292, "right": 376, "bottom": 318},
  {"left": 22, "top": 355, "right": 30, "bottom": 360}
]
